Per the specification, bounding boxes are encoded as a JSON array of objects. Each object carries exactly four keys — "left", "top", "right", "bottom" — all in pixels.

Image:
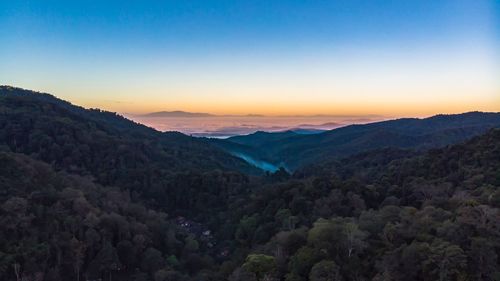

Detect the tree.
[
  {"left": 468, "top": 237, "right": 498, "bottom": 280},
  {"left": 275, "top": 229, "right": 307, "bottom": 256},
  {"left": 309, "top": 260, "right": 342, "bottom": 281},
  {"left": 242, "top": 254, "right": 276, "bottom": 280},
  {"left": 2, "top": 197, "right": 28, "bottom": 214},
  {"left": 117, "top": 240, "right": 136, "bottom": 268},
  {"left": 69, "top": 237, "right": 86, "bottom": 281},
  {"left": 229, "top": 267, "right": 257, "bottom": 281},
  {"left": 380, "top": 242, "right": 430, "bottom": 281},
  {"left": 141, "top": 247, "right": 164, "bottom": 274},
  {"left": 343, "top": 222, "right": 368, "bottom": 259},
  {"left": 424, "top": 240, "right": 466, "bottom": 281},
  {"left": 183, "top": 236, "right": 199, "bottom": 253},
  {"left": 154, "top": 269, "right": 169, "bottom": 281},
  {"left": 88, "top": 241, "right": 121, "bottom": 281},
  {"left": 236, "top": 216, "right": 258, "bottom": 244},
  {"left": 288, "top": 247, "right": 321, "bottom": 278}
]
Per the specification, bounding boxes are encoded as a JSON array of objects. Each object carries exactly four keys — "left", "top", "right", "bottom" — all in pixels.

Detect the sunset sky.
[{"left": 1, "top": 0, "right": 499, "bottom": 116}]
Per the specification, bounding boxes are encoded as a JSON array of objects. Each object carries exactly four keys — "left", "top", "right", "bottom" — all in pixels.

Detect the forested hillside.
[
  {"left": 0, "top": 86, "right": 261, "bottom": 179},
  {"left": 0, "top": 86, "right": 499, "bottom": 281},
  {"left": 212, "top": 112, "right": 500, "bottom": 170},
  {"left": 222, "top": 129, "right": 500, "bottom": 280}
]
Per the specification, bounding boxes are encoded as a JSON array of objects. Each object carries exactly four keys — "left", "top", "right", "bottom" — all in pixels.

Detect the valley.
[{"left": 212, "top": 112, "right": 500, "bottom": 171}]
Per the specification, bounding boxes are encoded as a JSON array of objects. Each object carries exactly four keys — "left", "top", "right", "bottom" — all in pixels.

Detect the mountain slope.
[
  {"left": 223, "top": 128, "right": 500, "bottom": 280},
  {"left": 0, "top": 86, "right": 261, "bottom": 182},
  {"left": 227, "top": 130, "right": 299, "bottom": 146},
  {"left": 214, "top": 112, "right": 500, "bottom": 170},
  {"left": 0, "top": 151, "right": 182, "bottom": 280},
  {"left": 206, "top": 131, "right": 300, "bottom": 171}
]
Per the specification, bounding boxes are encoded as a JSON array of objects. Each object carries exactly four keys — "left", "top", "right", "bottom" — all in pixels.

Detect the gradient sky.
[{"left": 1, "top": 0, "right": 499, "bottom": 116}]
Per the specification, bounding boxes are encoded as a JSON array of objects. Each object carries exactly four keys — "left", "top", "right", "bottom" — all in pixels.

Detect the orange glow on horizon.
[{"left": 66, "top": 88, "right": 500, "bottom": 118}]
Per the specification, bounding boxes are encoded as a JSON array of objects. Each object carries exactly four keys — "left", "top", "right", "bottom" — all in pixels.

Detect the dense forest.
[{"left": 0, "top": 86, "right": 499, "bottom": 281}]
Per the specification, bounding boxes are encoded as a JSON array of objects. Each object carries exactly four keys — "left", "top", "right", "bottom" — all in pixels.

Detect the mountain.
[
  {"left": 222, "top": 128, "right": 500, "bottom": 281},
  {"left": 1, "top": 86, "right": 500, "bottom": 281},
  {"left": 138, "top": 110, "right": 215, "bottom": 118},
  {"left": 212, "top": 112, "right": 500, "bottom": 170},
  {"left": 228, "top": 130, "right": 298, "bottom": 146},
  {"left": 0, "top": 86, "right": 261, "bottom": 179}
]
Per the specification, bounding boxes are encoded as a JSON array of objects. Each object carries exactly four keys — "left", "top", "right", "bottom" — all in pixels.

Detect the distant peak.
[{"left": 139, "top": 111, "right": 215, "bottom": 118}]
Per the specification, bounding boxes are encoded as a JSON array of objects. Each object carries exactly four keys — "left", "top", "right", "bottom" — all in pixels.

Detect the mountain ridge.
[
  {"left": 0, "top": 85, "right": 261, "bottom": 176},
  {"left": 212, "top": 111, "right": 500, "bottom": 170}
]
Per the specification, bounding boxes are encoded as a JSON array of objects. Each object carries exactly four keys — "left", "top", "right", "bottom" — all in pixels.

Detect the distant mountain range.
[
  {"left": 136, "top": 111, "right": 267, "bottom": 118},
  {"left": 136, "top": 111, "right": 381, "bottom": 119},
  {"left": 208, "top": 111, "right": 500, "bottom": 171},
  {"left": 131, "top": 112, "right": 348, "bottom": 137},
  {"left": 138, "top": 110, "right": 216, "bottom": 117}
]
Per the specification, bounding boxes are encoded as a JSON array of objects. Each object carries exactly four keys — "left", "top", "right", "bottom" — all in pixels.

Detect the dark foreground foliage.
[{"left": 0, "top": 86, "right": 499, "bottom": 281}]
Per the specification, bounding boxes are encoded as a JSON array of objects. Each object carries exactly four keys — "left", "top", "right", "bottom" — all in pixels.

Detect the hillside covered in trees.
[
  {"left": 0, "top": 86, "right": 499, "bottom": 281},
  {"left": 210, "top": 111, "right": 500, "bottom": 171}
]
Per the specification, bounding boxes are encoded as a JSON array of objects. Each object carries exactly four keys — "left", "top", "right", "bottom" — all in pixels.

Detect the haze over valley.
[{"left": 126, "top": 113, "right": 384, "bottom": 138}]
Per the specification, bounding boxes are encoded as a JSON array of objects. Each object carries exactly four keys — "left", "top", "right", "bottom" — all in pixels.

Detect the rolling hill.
[
  {"left": 211, "top": 112, "right": 500, "bottom": 170},
  {"left": 0, "top": 86, "right": 261, "bottom": 180}
]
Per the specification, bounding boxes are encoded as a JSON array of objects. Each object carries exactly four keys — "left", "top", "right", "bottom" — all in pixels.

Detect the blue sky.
[{"left": 1, "top": 0, "right": 498, "bottom": 115}]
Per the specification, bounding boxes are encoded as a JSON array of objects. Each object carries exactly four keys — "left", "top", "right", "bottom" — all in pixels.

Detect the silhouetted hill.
[
  {"left": 228, "top": 130, "right": 298, "bottom": 146},
  {"left": 213, "top": 112, "right": 500, "bottom": 170},
  {"left": 0, "top": 86, "right": 261, "bottom": 181}
]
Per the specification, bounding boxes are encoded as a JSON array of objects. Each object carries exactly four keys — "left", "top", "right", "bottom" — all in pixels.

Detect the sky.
[{"left": 1, "top": 0, "right": 499, "bottom": 117}]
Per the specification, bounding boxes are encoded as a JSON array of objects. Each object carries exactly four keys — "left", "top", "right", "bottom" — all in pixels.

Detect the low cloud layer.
[{"left": 126, "top": 114, "right": 385, "bottom": 138}]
